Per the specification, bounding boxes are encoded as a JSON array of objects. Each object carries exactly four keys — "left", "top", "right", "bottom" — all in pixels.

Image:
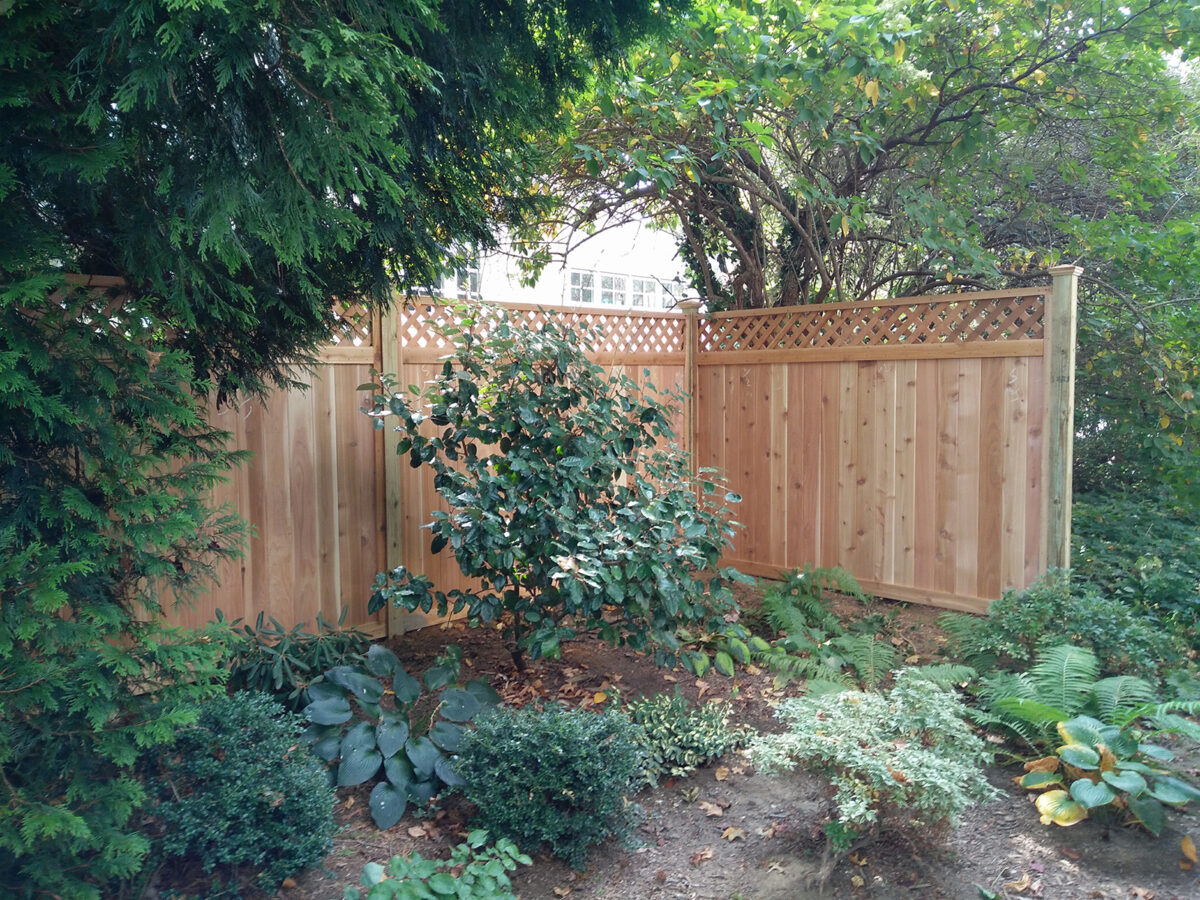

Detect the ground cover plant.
[
  {"left": 367, "top": 305, "right": 741, "bottom": 673},
  {"left": 146, "top": 692, "right": 335, "bottom": 897},
  {"left": 343, "top": 831, "right": 530, "bottom": 900},
  {"left": 624, "top": 692, "right": 751, "bottom": 788}
]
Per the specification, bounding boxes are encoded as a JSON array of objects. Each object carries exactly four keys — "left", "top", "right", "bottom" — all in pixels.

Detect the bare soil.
[{"left": 165, "top": 594, "right": 1200, "bottom": 900}]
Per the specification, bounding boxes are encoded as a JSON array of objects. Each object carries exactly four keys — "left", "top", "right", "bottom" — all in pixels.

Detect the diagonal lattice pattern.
[
  {"left": 329, "top": 301, "right": 373, "bottom": 347},
  {"left": 698, "top": 292, "right": 1047, "bottom": 353},
  {"left": 397, "top": 302, "right": 687, "bottom": 356}
]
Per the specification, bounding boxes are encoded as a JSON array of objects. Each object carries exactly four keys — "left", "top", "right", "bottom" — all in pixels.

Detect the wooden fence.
[{"left": 173, "top": 268, "right": 1078, "bottom": 631}]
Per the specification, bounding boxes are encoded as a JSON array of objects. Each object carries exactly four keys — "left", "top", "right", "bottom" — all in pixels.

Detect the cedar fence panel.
[{"left": 176, "top": 271, "right": 1077, "bottom": 632}]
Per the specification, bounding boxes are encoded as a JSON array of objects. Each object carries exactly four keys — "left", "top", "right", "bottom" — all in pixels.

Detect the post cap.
[
  {"left": 1047, "top": 265, "right": 1083, "bottom": 277},
  {"left": 677, "top": 299, "right": 703, "bottom": 311}
]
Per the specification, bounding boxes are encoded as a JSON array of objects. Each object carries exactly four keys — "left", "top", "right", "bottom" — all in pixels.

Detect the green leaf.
[
  {"left": 1126, "top": 794, "right": 1167, "bottom": 835},
  {"left": 365, "top": 644, "right": 401, "bottom": 677},
  {"left": 429, "top": 720, "right": 465, "bottom": 752},
  {"left": 1058, "top": 744, "right": 1100, "bottom": 770},
  {"left": 393, "top": 669, "right": 422, "bottom": 705},
  {"left": 423, "top": 664, "right": 456, "bottom": 692},
  {"left": 305, "top": 695, "right": 353, "bottom": 726},
  {"left": 1147, "top": 779, "right": 1195, "bottom": 806},
  {"left": 384, "top": 753, "right": 414, "bottom": 790},
  {"left": 464, "top": 679, "right": 501, "bottom": 706},
  {"left": 427, "top": 873, "right": 458, "bottom": 895},
  {"left": 338, "top": 721, "right": 384, "bottom": 786},
  {"left": 326, "top": 666, "right": 385, "bottom": 705},
  {"left": 714, "top": 651, "right": 735, "bottom": 677},
  {"left": 369, "top": 781, "right": 408, "bottom": 830},
  {"left": 434, "top": 754, "right": 466, "bottom": 787},
  {"left": 406, "top": 736, "right": 441, "bottom": 780},
  {"left": 1100, "top": 769, "right": 1148, "bottom": 796},
  {"left": 1069, "top": 778, "right": 1115, "bottom": 809},
  {"left": 376, "top": 710, "right": 410, "bottom": 759},
  {"left": 1019, "top": 771, "right": 1064, "bottom": 790},
  {"left": 439, "top": 688, "right": 482, "bottom": 722}
]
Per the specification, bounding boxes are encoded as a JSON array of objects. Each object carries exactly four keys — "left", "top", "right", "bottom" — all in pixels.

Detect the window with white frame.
[
  {"left": 631, "top": 278, "right": 658, "bottom": 308},
  {"left": 454, "top": 259, "right": 480, "bottom": 299},
  {"left": 570, "top": 270, "right": 594, "bottom": 304},
  {"left": 600, "top": 274, "right": 627, "bottom": 305}
]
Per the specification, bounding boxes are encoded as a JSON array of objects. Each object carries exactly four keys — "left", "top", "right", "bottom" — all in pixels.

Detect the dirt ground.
[{"left": 170, "top": 593, "right": 1200, "bottom": 900}]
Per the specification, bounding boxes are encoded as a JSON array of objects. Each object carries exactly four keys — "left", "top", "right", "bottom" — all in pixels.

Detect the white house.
[{"left": 431, "top": 219, "right": 689, "bottom": 312}]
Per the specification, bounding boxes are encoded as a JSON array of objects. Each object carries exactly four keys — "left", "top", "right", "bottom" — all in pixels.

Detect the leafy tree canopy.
[{"left": 537, "top": 0, "right": 1200, "bottom": 494}]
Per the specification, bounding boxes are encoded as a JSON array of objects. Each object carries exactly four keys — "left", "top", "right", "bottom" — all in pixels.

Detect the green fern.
[
  {"left": 1089, "top": 676, "right": 1157, "bottom": 722},
  {"left": 755, "top": 645, "right": 851, "bottom": 686},
  {"left": 761, "top": 565, "right": 869, "bottom": 639},
  {"left": 1028, "top": 645, "right": 1099, "bottom": 714},
  {"left": 904, "top": 663, "right": 978, "bottom": 690},
  {"left": 832, "top": 634, "right": 896, "bottom": 688}
]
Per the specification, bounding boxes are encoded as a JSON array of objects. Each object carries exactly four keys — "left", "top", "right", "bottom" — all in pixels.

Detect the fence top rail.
[{"left": 703, "top": 286, "right": 1050, "bottom": 319}]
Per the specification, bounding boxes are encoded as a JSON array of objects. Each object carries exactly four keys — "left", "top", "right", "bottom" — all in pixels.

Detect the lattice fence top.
[
  {"left": 329, "top": 301, "right": 373, "bottom": 347},
  {"left": 699, "top": 290, "right": 1047, "bottom": 354},
  {"left": 398, "top": 301, "right": 686, "bottom": 357}
]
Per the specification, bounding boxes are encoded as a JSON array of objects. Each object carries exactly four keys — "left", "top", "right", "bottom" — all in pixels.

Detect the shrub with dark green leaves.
[
  {"left": 939, "top": 569, "right": 1182, "bottom": 679},
  {"left": 366, "top": 306, "right": 741, "bottom": 673},
  {"left": 625, "top": 693, "right": 750, "bottom": 788},
  {"left": 456, "top": 705, "right": 643, "bottom": 868},
  {"left": 216, "top": 608, "right": 371, "bottom": 711},
  {"left": 148, "top": 692, "right": 335, "bottom": 895}
]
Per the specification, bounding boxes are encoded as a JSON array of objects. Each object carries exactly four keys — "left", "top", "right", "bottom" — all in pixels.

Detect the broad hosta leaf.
[
  {"left": 464, "top": 679, "right": 501, "bottom": 706},
  {"left": 1020, "top": 771, "right": 1064, "bottom": 790},
  {"left": 1059, "top": 743, "right": 1100, "bottom": 770},
  {"left": 438, "top": 688, "right": 481, "bottom": 722},
  {"left": 393, "top": 669, "right": 422, "bottom": 705},
  {"left": 376, "top": 710, "right": 410, "bottom": 759},
  {"left": 1069, "top": 778, "right": 1116, "bottom": 809},
  {"left": 423, "top": 663, "right": 457, "bottom": 691},
  {"left": 714, "top": 651, "right": 735, "bottom": 677},
  {"left": 1101, "top": 769, "right": 1149, "bottom": 797},
  {"left": 1056, "top": 715, "right": 1106, "bottom": 747},
  {"left": 406, "top": 736, "right": 440, "bottom": 780},
  {"left": 1127, "top": 794, "right": 1167, "bottom": 835},
  {"left": 1036, "top": 790, "right": 1088, "bottom": 826},
  {"left": 1139, "top": 743, "right": 1175, "bottom": 761},
  {"left": 427, "top": 873, "right": 457, "bottom": 895},
  {"left": 384, "top": 753, "right": 414, "bottom": 790},
  {"left": 326, "top": 666, "right": 385, "bottom": 705},
  {"left": 365, "top": 644, "right": 402, "bottom": 678},
  {"left": 305, "top": 694, "right": 352, "bottom": 726},
  {"left": 429, "top": 720, "right": 465, "bottom": 752},
  {"left": 304, "top": 723, "right": 344, "bottom": 762},
  {"left": 338, "top": 721, "right": 384, "bottom": 786},
  {"left": 1147, "top": 779, "right": 1195, "bottom": 806},
  {"left": 407, "top": 778, "right": 438, "bottom": 805},
  {"left": 434, "top": 754, "right": 465, "bottom": 787},
  {"left": 369, "top": 781, "right": 408, "bottom": 830}
]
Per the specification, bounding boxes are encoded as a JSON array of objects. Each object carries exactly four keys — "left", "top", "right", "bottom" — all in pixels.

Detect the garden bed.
[{"left": 160, "top": 594, "right": 1198, "bottom": 900}]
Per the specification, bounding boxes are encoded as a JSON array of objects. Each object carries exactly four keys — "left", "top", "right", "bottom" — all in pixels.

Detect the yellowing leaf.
[
  {"left": 552, "top": 888, "right": 571, "bottom": 897},
  {"left": 1004, "top": 871, "right": 1032, "bottom": 893},
  {"left": 1036, "top": 790, "right": 1087, "bottom": 827},
  {"left": 1032, "top": 68, "right": 1047, "bottom": 85},
  {"left": 1160, "top": 415, "right": 1171, "bottom": 429},
  {"left": 670, "top": 52, "right": 681, "bottom": 73},
  {"left": 592, "top": 691, "right": 608, "bottom": 705},
  {"left": 721, "top": 826, "right": 746, "bottom": 841},
  {"left": 1182, "top": 834, "right": 1198, "bottom": 863},
  {"left": 894, "top": 38, "right": 906, "bottom": 62},
  {"left": 864, "top": 79, "right": 880, "bottom": 107},
  {"left": 904, "top": 95, "right": 917, "bottom": 112},
  {"left": 714, "top": 766, "right": 729, "bottom": 782},
  {"left": 851, "top": 874, "right": 865, "bottom": 888},
  {"left": 840, "top": 216, "right": 850, "bottom": 238}
]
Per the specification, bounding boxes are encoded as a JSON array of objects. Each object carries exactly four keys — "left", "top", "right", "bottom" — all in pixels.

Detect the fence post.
[
  {"left": 379, "top": 298, "right": 406, "bottom": 638},
  {"left": 678, "top": 300, "right": 702, "bottom": 475},
  {"left": 1045, "top": 265, "right": 1081, "bottom": 571}
]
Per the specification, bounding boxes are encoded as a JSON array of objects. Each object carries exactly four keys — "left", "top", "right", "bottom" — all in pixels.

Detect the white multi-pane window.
[
  {"left": 570, "top": 270, "right": 595, "bottom": 304},
  {"left": 600, "top": 274, "right": 627, "bottom": 305},
  {"left": 631, "top": 278, "right": 658, "bottom": 308},
  {"left": 454, "top": 260, "right": 480, "bottom": 299}
]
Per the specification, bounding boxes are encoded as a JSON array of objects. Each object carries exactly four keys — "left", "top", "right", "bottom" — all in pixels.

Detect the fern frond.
[
  {"left": 977, "top": 671, "right": 1035, "bottom": 706},
  {"left": 967, "top": 707, "right": 1045, "bottom": 750},
  {"left": 833, "top": 634, "right": 896, "bottom": 687},
  {"left": 803, "top": 678, "right": 854, "bottom": 698},
  {"left": 905, "top": 663, "right": 977, "bottom": 689},
  {"left": 754, "top": 646, "right": 850, "bottom": 686},
  {"left": 1111, "top": 699, "right": 1200, "bottom": 730},
  {"left": 1028, "top": 645, "right": 1098, "bottom": 716},
  {"left": 936, "top": 612, "right": 983, "bottom": 648},
  {"left": 992, "top": 697, "right": 1073, "bottom": 727},
  {"left": 1089, "top": 676, "right": 1157, "bottom": 722}
]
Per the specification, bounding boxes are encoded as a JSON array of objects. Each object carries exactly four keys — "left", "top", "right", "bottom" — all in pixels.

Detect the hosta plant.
[
  {"left": 302, "top": 643, "right": 499, "bottom": 829},
  {"left": 1020, "top": 715, "right": 1200, "bottom": 835},
  {"left": 343, "top": 831, "right": 530, "bottom": 900}
]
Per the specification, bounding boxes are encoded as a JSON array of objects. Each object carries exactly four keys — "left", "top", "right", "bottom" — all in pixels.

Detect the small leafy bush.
[
  {"left": 751, "top": 670, "right": 993, "bottom": 875},
  {"left": 215, "top": 608, "right": 370, "bottom": 710},
  {"left": 303, "top": 644, "right": 498, "bottom": 829},
  {"left": 456, "top": 704, "right": 643, "bottom": 868},
  {"left": 939, "top": 569, "right": 1182, "bottom": 679},
  {"left": 366, "top": 306, "right": 741, "bottom": 672},
  {"left": 147, "top": 692, "right": 335, "bottom": 895},
  {"left": 625, "top": 693, "right": 751, "bottom": 788},
  {"left": 1072, "top": 489, "right": 1200, "bottom": 639},
  {"left": 1019, "top": 715, "right": 1200, "bottom": 835},
  {"left": 343, "top": 830, "right": 531, "bottom": 900}
]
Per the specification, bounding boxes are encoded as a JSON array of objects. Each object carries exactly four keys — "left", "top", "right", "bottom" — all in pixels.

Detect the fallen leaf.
[
  {"left": 1182, "top": 834, "right": 1198, "bottom": 863},
  {"left": 280, "top": 878, "right": 297, "bottom": 890},
  {"left": 848, "top": 853, "right": 868, "bottom": 867},
  {"left": 681, "top": 786, "right": 700, "bottom": 803},
  {"left": 905, "top": 654, "right": 921, "bottom": 664},
  {"left": 1004, "top": 872, "right": 1031, "bottom": 893},
  {"left": 1181, "top": 859, "right": 1194, "bottom": 871},
  {"left": 730, "top": 764, "right": 747, "bottom": 775},
  {"left": 1029, "top": 862, "right": 1045, "bottom": 874},
  {"left": 722, "top": 826, "right": 746, "bottom": 841},
  {"left": 714, "top": 766, "right": 729, "bottom": 782},
  {"left": 690, "top": 847, "right": 714, "bottom": 867},
  {"left": 592, "top": 691, "right": 607, "bottom": 704},
  {"left": 344, "top": 797, "right": 355, "bottom": 809},
  {"left": 695, "top": 679, "right": 712, "bottom": 698},
  {"left": 745, "top": 664, "right": 762, "bottom": 675},
  {"left": 767, "top": 861, "right": 786, "bottom": 874},
  {"left": 851, "top": 874, "right": 865, "bottom": 887},
  {"left": 407, "top": 826, "right": 427, "bottom": 838},
  {"left": 1060, "top": 847, "right": 1082, "bottom": 861},
  {"left": 757, "top": 824, "right": 779, "bottom": 839},
  {"left": 698, "top": 801, "right": 724, "bottom": 818},
  {"left": 663, "top": 674, "right": 677, "bottom": 683},
  {"left": 552, "top": 888, "right": 571, "bottom": 897}
]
